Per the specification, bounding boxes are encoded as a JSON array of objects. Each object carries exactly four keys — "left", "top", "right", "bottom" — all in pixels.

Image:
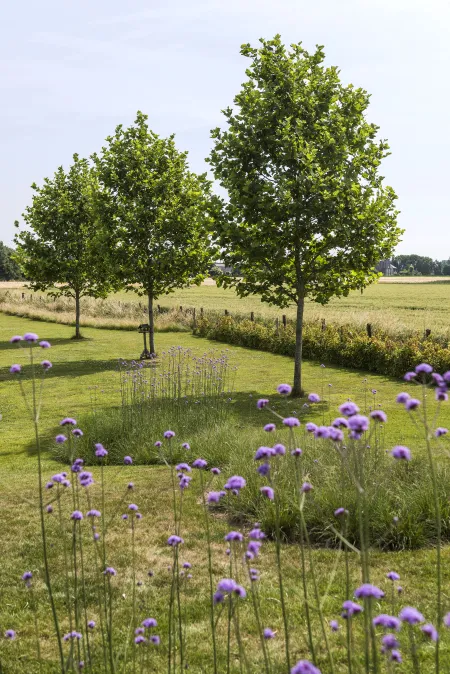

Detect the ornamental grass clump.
[{"left": 8, "top": 334, "right": 450, "bottom": 672}]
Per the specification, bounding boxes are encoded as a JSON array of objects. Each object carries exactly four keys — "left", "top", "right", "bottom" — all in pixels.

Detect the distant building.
[
  {"left": 376, "top": 260, "right": 397, "bottom": 276},
  {"left": 212, "top": 262, "right": 234, "bottom": 274}
]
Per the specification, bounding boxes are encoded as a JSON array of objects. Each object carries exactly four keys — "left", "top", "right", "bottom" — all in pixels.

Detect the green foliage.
[
  {"left": 208, "top": 35, "right": 402, "bottom": 393},
  {"left": 14, "top": 155, "right": 117, "bottom": 336},
  {"left": 0, "top": 242, "right": 23, "bottom": 280},
  {"left": 93, "top": 111, "right": 219, "bottom": 350},
  {"left": 392, "top": 254, "right": 435, "bottom": 276},
  {"left": 194, "top": 315, "right": 450, "bottom": 378}
]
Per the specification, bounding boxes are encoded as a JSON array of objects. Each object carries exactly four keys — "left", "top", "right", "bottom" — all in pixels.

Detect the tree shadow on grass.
[
  {"left": 0, "top": 336, "right": 94, "bottom": 352},
  {"left": 1, "top": 357, "right": 122, "bottom": 383}
]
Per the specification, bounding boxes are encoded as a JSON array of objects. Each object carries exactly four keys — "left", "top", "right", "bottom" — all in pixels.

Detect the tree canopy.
[
  {"left": 208, "top": 36, "right": 402, "bottom": 394},
  {"left": 93, "top": 111, "right": 218, "bottom": 353},
  {"left": 14, "top": 154, "right": 116, "bottom": 337},
  {"left": 0, "top": 242, "right": 23, "bottom": 281}
]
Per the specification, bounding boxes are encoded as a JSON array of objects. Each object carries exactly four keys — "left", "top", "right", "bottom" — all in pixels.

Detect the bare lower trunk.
[
  {"left": 148, "top": 290, "right": 155, "bottom": 354},
  {"left": 75, "top": 290, "right": 81, "bottom": 339},
  {"left": 292, "top": 295, "right": 305, "bottom": 397}
]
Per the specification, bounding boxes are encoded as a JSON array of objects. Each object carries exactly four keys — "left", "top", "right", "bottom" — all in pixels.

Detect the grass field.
[
  {"left": 2, "top": 277, "right": 450, "bottom": 338},
  {"left": 1, "top": 313, "right": 450, "bottom": 671}
]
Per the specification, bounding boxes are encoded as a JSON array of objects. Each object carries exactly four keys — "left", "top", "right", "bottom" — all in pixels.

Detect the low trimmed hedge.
[{"left": 194, "top": 316, "right": 450, "bottom": 377}]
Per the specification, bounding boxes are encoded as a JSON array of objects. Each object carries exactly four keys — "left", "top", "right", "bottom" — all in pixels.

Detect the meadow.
[
  {"left": 1, "top": 278, "right": 450, "bottom": 338},
  {"left": 1, "top": 312, "right": 450, "bottom": 672}
]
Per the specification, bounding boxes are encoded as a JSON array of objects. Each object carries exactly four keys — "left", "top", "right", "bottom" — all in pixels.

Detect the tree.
[
  {"left": 442, "top": 263, "right": 450, "bottom": 276},
  {"left": 14, "top": 155, "right": 116, "bottom": 338},
  {"left": 0, "top": 242, "right": 24, "bottom": 280},
  {"left": 392, "top": 254, "right": 434, "bottom": 276},
  {"left": 93, "top": 111, "right": 218, "bottom": 354},
  {"left": 208, "top": 36, "right": 401, "bottom": 395}
]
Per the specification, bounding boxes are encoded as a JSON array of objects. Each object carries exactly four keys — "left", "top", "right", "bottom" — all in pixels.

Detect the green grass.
[{"left": 1, "top": 314, "right": 450, "bottom": 671}]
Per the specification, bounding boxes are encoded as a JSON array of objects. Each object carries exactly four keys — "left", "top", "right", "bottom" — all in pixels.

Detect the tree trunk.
[
  {"left": 292, "top": 294, "right": 305, "bottom": 397},
  {"left": 75, "top": 290, "right": 81, "bottom": 339},
  {"left": 148, "top": 290, "right": 155, "bottom": 354}
]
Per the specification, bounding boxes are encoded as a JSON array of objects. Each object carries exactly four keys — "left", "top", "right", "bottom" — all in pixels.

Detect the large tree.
[
  {"left": 208, "top": 36, "right": 402, "bottom": 395},
  {"left": 0, "top": 242, "right": 23, "bottom": 280},
  {"left": 93, "top": 111, "right": 218, "bottom": 354},
  {"left": 14, "top": 154, "right": 116, "bottom": 338}
]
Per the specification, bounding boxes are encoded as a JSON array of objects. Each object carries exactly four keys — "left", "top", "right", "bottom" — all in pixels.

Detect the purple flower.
[
  {"left": 443, "top": 613, "right": 450, "bottom": 627},
  {"left": 70, "top": 510, "right": 83, "bottom": 521},
  {"left": 10, "top": 335, "right": 22, "bottom": 343},
  {"left": 176, "top": 463, "right": 191, "bottom": 472},
  {"left": 249, "top": 526, "right": 265, "bottom": 540},
  {"left": 55, "top": 434, "right": 67, "bottom": 444},
  {"left": 381, "top": 634, "right": 399, "bottom": 651},
  {"left": 46, "top": 505, "right": 53, "bottom": 513},
  {"left": 247, "top": 540, "right": 262, "bottom": 557},
  {"left": 435, "top": 427, "right": 448, "bottom": 437},
  {"left": 211, "top": 467, "right": 221, "bottom": 475},
  {"left": 257, "top": 463, "right": 270, "bottom": 477},
  {"left": 263, "top": 627, "right": 276, "bottom": 639},
  {"left": 164, "top": 430, "right": 175, "bottom": 439},
  {"left": 103, "top": 567, "right": 116, "bottom": 576},
  {"left": 141, "top": 618, "right": 157, "bottom": 628},
  {"left": 88, "top": 621, "right": 95, "bottom": 629},
  {"left": 315, "top": 426, "right": 330, "bottom": 439},
  {"left": 87, "top": 510, "right": 101, "bottom": 518},
  {"left": 22, "top": 571, "right": 33, "bottom": 581},
  {"left": 234, "top": 584, "right": 246, "bottom": 598},
  {"left": 333, "top": 418, "right": 350, "bottom": 429},
  {"left": 217, "top": 578, "right": 237, "bottom": 593},
  {"left": 283, "top": 417, "right": 300, "bottom": 428},
  {"left": 122, "top": 514, "right": 128, "bottom": 520},
  {"left": 399, "top": 607, "right": 424, "bottom": 624},
  {"left": 396, "top": 392, "right": 410, "bottom": 404},
  {"left": 154, "top": 441, "right": 162, "bottom": 447},
  {"left": 334, "top": 507, "right": 348, "bottom": 517},
  {"left": 24, "top": 332, "right": 39, "bottom": 342},
  {"left": 4, "top": 629, "right": 16, "bottom": 640},
  {"left": 387, "top": 571, "right": 400, "bottom": 581},
  {"left": 257, "top": 399, "right": 269, "bottom": 409},
  {"left": 277, "top": 384, "right": 292, "bottom": 395},
  {"left": 436, "top": 389, "right": 448, "bottom": 402},
  {"left": 72, "top": 428, "right": 83, "bottom": 437},
  {"left": 123, "top": 456, "right": 132, "bottom": 465},
  {"left": 308, "top": 393, "right": 320, "bottom": 403},
  {"left": 301, "top": 482, "right": 313, "bottom": 493},
  {"left": 290, "top": 660, "right": 322, "bottom": 674},
  {"left": 390, "top": 650, "right": 402, "bottom": 663},
  {"left": 254, "top": 446, "right": 274, "bottom": 460},
  {"left": 329, "top": 620, "right": 339, "bottom": 632},
  {"left": 39, "top": 340, "right": 51, "bottom": 348},
  {"left": 342, "top": 600, "right": 363, "bottom": 616},
  {"left": 391, "top": 445, "right": 411, "bottom": 461},
  {"left": 207, "top": 491, "right": 223, "bottom": 503},
  {"left": 225, "top": 531, "right": 243, "bottom": 542},
  {"left": 181, "top": 442, "right": 190, "bottom": 450},
  {"left": 291, "top": 448, "right": 303, "bottom": 456},
  {"left": 355, "top": 584, "right": 384, "bottom": 599},
  {"left": 273, "top": 443, "right": 286, "bottom": 456},
  {"left": 264, "top": 423, "right": 276, "bottom": 432},
  {"left": 150, "top": 635, "right": 160, "bottom": 645},
  {"left": 373, "top": 615, "right": 401, "bottom": 630},
  {"left": 60, "top": 417, "right": 77, "bottom": 426},
  {"left": 41, "top": 360, "right": 52, "bottom": 370},
  {"left": 348, "top": 415, "right": 369, "bottom": 434},
  {"left": 192, "top": 458, "right": 207, "bottom": 469},
  {"left": 260, "top": 486, "right": 274, "bottom": 500},
  {"left": 213, "top": 591, "right": 224, "bottom": 604},
  {"left": 405, "top": 398, "right": 420, "bottom": 411},
  {"left": 167, "top": 535, "right": 184, "bottom": 547},
  {"left": 415, "top": 363, "right": 433, "bottom": 374},
  {"left": 404, "top": 371, "right": 416, "bottom": 381},
  {"left": 128, "top": 504, "right": 138, "bottom": 512},
  {"left": 135, "top": 636, "right": 146, "bottom": 644},
  {"left": 224, "top": 475, "right": 246, "bottom": 490},
  {"left": 10, "top": 364, "right": 21, "bottom": 374},
  {"left": 95, "top": 443, "right": 108, "bottom": 457},
  {"left": 370, "top": 410, "right": 387, "bottom": 423},
  {"left": 421, "top": 623, "right": 438, "bottom": 641},
  {"left": 339, "top": 402, "right": 360, "bottom": 417},
  {"left": 63, "top": 631, "right": 82, "bottom": 641},
  {"left": 305, "top": 422, "right": 318, "bottom": 433}
]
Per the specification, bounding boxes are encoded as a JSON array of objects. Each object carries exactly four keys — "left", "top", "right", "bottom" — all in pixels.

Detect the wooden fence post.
[
  {"left": 21, "top": 292, "right": 25, "bottom": 300},
  {"left": 425, "top": 328, "right": 431, "bottom": 338},
  {"left": 200, "top": 307, "right": 204, "bottom": 318},
  {"left": 275, "top": 317, "right": 279, "bottom": 336},
  {"left": 321, "top": 318, "right": 326, "bottom": 331},
  {"left": 225, "top": 309, "right": 228, "bottom": 316},
  {"left": 366, "top": 323, "right": 372, "bottom": 339},
  {"left": 193, "top": 307, "right": 196, "bottom": 328},
  {"left": 282, "top": 315, "right": 287, "bottom": 328},
  {"left": 157, "top": 304, "right": 161, "bottom": 313},
  {"left": 180, "top": 306, "right": 183, "bottom": 312},
  {"left": 250, "top": 311, "right": 254, "bottom": 322}
]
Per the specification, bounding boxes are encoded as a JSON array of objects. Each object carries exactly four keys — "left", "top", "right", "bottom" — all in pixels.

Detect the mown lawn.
[{"left": 1, "top": 314, "right": 449, "bottom": 672}]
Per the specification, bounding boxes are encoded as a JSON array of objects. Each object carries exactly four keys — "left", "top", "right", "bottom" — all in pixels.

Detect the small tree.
[
  {"left": 208, "top": 36, "right": 402, "bottom": 395},
  {"left": 0, "top": 242, "right": 24, "bottom": 280},
  {"left": 14, "top": 155, "right": 116, "bottom": 338},
  {"left": 93, "top": 111, "right": 217, "bottom": 354}
]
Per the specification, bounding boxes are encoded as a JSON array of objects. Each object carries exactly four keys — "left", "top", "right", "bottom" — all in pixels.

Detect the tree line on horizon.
[{"left": 7, "top": 36, "right": 403, "bottom": 395}]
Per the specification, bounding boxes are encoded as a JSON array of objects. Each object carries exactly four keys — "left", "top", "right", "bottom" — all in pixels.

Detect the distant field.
[{"left": 2, "top": 277, "right": 450, "bottom": 337}]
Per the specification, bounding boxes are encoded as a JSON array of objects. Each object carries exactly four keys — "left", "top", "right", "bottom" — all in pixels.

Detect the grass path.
[{"left": 0, "top": 314, "right": 449, "bottom": 671}]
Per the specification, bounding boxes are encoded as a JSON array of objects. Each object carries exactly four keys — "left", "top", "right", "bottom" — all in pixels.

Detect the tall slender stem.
[{"left": 199, "top": 470, "right": 218, "bottom": 673}]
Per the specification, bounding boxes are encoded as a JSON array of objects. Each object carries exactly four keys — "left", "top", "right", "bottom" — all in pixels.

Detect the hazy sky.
[{"left": 1, "top": 0, "right": 449, "bottom": 257}]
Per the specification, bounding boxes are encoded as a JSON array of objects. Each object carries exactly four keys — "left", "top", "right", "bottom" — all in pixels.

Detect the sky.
[{"left": 1, "top": 0, "right": 449, "bottom": 258}]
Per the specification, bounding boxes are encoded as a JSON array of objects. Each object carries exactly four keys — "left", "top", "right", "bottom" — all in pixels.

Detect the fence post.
[
  {"left": 200, "top": 307, "right": 203, "bottom": 318},
  {"left": 180, "top": 306, "right": 183, "bottom": 312},
  {"left": 193, "top": 307, "right": 196, "bottom": 328},
  {"left": 366, "top": 323, "right": 372, "bottom": 339},
  {"left": 250, "top": 311, "right": 254, "bottom": 322},
  {"left": 21, "top": 292, "right": 25, "bottom": 300},
  {"left": 339, "top": 326, "right": 344, "bottom": 343},
  {"left": 275, "top": 317, "right": 279, "bottom": 336},
  {"left": 225, "top": 309, "right": 228, "bottom": 316},
  {"left": 425, "top": 328, "right": 431, "bottom": 338},
  {"left": 157, "top": 304, "right": 161, "bottom": 313},
  {"left": 282, "top": 315, "right": 287, "bottom": 328},
  {"left": 321, "top": 318, "right": 326, "bottom": 331}
]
